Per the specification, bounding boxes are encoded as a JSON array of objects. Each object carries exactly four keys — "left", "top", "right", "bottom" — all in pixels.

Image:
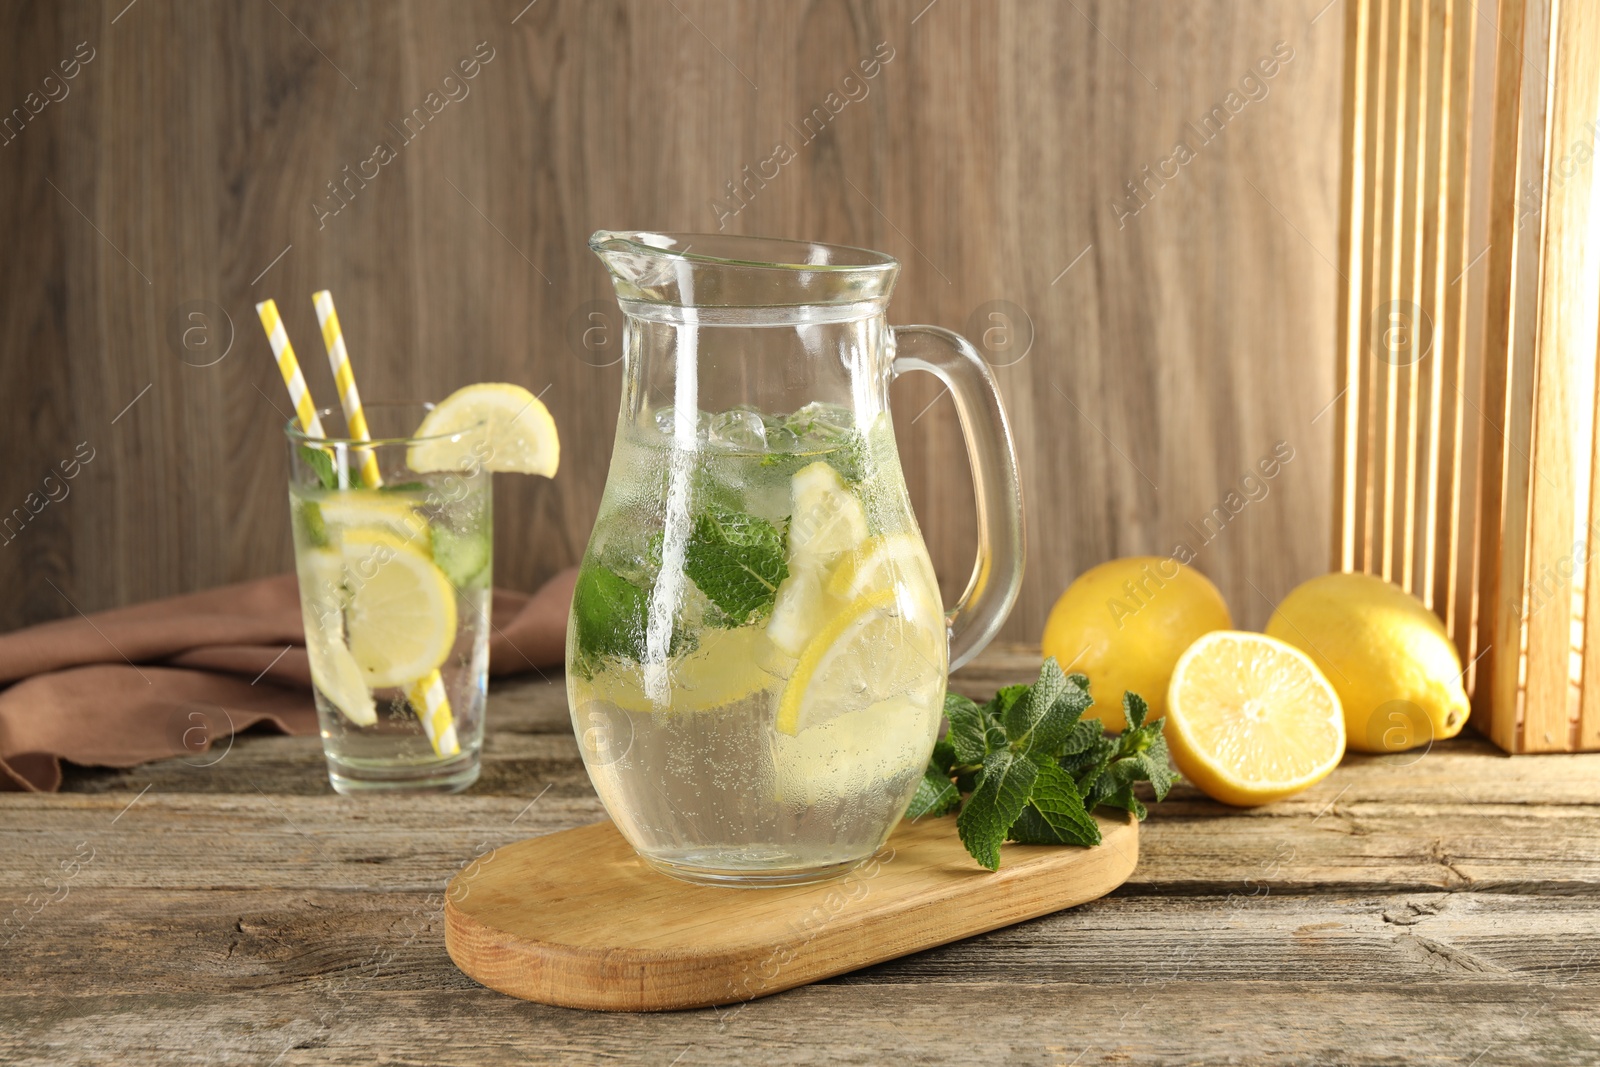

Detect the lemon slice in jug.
[{"left": 775, "top": 589, "right": 944, "bottom": 736}]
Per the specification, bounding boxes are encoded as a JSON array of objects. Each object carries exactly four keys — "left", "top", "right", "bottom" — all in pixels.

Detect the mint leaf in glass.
[
  {"left": 682, "top": 505, "right": 788, "bottom": 624},
  {"left": 299, "top": 444, "right": 338, "bottom": 490},
  {"left": 572, "top": 563, "right": 652, "bottom": 667}
]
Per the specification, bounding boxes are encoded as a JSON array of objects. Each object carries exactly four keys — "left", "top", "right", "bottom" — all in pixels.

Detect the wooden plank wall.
[{"left": 0, "top": 0, "right": 1343, "bottom": 641}]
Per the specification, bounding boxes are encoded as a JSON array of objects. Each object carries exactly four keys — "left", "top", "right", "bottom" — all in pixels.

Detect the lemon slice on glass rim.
[{"left": 408, "top": 383, "right": 560, "bottom": 475}]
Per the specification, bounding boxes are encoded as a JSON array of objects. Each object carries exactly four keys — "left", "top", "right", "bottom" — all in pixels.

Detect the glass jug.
[{"left": 568, "top": 231, "right": 1024, "bottom": 886}]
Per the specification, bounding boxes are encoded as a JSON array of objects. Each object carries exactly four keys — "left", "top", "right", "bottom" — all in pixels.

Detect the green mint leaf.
[
  {"left": 1135, "top": 732, "right": 1176, "bottom": 801},
  {"left": 1060, "top": 718, "right": 1103, "bottom": 759},
  {"left": 1002, "top": 658, "right": 1067, "bottom": 745},
  {"left": 431, "top": 524, "right": 491, "bottom": 590},
  {"left": 1097, "top": 783, "right": 1149, "bottom": 820},
  {"left": 986, "top": 720, "right": 1010, "bottom": 752},
  {"left": 1123, "top": 691, "right": 1150, "bottom": 732},
  {"left": 956, "top": 750, "right": 1038, "bottom": 871},
  {"left": 984, "top": 683, "right": 1029, "bottom": 722},
  {"left": 757, "top": 435, "right": 866, "bottom": 485},
  {"left": 1004, "top": 658, "right": 1092, "bottom": 756},
  {"left": 293, "top": 500, "right": 328, "bottom": 548},
  {"left": 943, "top": 692, "right": 991, "bottom": 763},
  {"left": 1070, "top": 734, "right": 1119, "bottom": 795},
  {"left": 906, "top": 767, "right": 960, "bottom": 819},
  {"left": 931, "top": 737, "right": 958, "bottom": 775},
  {"left": 572, "top": 563, "right": 652, "bottom": 666},
  {"left": 682, "top": 505, "right": 788, "bottom": 623},
  {"left": 1008, "top": 761, "right": 1102, "bottom": 847},
  {"left": 299, "top": 445, "right": 338, "bottom": 490},
  {"left": 1086, "top": 717, "right": 1175, "bottom": 814}
]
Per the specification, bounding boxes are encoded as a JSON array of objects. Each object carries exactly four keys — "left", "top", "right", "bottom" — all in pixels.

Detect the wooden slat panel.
[
  {"left": 1434, "top": 0, "right": 1479, "bottom": 655},
  {"left": 1472, "top": 0, "right": 1542, "bottom": 751},
  {"left": 1523, "top": 0, "right": 1600, "bottom": 751},
  {"left": 1394, "top": 0, "right": 1429, "bottom": 594},
  {"left": 1583, "top": 314, "right": 1600, "bottom": 748},
  {"left": 1352, "top": 0, "right": 1391, "bottom": 576},
  {"left": 1364, "top": 0, "right": 1405, "bottom": 578},
  {"left": 1410, "top": 0, "right": 1448, "bottom": 608},
  {"left": 1336, "top": 0, "right": 1372, "bottom": 575}
]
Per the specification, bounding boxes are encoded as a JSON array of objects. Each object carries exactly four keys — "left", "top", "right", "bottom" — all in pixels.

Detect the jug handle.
[{"left": 890, "top": 325, "right": 1025, "bottom": 672}]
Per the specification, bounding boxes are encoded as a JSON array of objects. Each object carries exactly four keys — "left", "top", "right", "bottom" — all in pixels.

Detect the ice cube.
[
  {"left": 708, "top": 409, "right": 767, "bottom": 450},
  {"left": 653, "top": 406, "right": 712, "bottom": 439}
]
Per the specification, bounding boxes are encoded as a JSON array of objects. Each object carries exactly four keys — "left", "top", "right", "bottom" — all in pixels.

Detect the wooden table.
[{"left": 5, "top": 646, "right": 1598, "bottom": 1065}]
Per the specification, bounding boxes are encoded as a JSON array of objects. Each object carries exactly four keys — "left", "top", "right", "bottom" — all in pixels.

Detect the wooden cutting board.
[{"left": 443, "top": 812, "right": 1138, "bottom": 1012}]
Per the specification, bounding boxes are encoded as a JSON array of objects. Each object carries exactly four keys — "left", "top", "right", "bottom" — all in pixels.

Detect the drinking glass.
[{"left": 285, "top": 402, "right": 491, "bottom": 795}]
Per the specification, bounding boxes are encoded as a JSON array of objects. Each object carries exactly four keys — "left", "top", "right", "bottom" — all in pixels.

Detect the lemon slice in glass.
[
  {"left": 319, "top": 491, "right": 432, "bottom": 555},
  {"left": 302, "top": 604, "right": 377, "bottom": 727},
  {"left": 788, "top": 461, "right": 868, "bottom": 571},
  {"left": 574, "top": 626, "right": 775, "bottom": 715},
  {"left": 408, "top": 383, "right": 560, "bottom": 475},
  {"left": 1165, "top": 630, "right": 1346, "bottom": 807},
  {"left": 340, "top": 529, "right": 458, "bottom": 689},
  {"left": 775, "top": 588, "right": 945, "bottom": 736}
]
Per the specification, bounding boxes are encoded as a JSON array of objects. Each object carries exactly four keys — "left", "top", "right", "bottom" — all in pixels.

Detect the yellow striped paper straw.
[
  {"left": 311, "top": 291, "right": 382, "bottom": 489},
  {"left": 309, "top": 290, "right": 459, "bottom": 758},
  {"left": 256, "top": 300, "right": 324, "bottom": 437}
]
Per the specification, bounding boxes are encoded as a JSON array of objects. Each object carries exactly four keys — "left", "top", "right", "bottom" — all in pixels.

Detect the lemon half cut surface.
[
  {"left": 1165, "top": 630, "right": 1345, "bottom": 807},
  {"left": 408, "top": 383, "right": 560, "bottom": 476},
  {"left": 339, "top": 529, "right": 459, "bottom": 689}
]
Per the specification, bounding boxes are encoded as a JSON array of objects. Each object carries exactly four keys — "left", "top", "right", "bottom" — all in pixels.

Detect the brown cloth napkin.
[{"left": 0, "top": 569, "right": 577, "bottom": 792}]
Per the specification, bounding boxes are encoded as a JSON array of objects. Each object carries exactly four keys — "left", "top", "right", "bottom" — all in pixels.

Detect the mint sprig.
[{"left": 911, "top": 658, "right": 1176, "bottom": 870}]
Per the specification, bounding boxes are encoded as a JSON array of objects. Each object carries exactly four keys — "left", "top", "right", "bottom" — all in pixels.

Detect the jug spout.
[{"left": 589, "top": 230, "right": 899, "bottom": 309}]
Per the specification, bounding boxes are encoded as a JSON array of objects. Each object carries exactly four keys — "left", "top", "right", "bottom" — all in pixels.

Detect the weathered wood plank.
[
  {"left": 5, "top": 889, "right": 1598, "bottom": 996},
  {"left": 1, "top": 982, "right": 1594, "bottom": 1066},
  {"left": 5, "top": 787, "right": 1598, "bottom": 896}
]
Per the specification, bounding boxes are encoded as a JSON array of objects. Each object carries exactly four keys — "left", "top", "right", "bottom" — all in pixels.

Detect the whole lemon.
[
  {"left": 1264, "top": 572, "right": 1469, "bottom": 753},
  {"left": 1041, "top": 556, "right": 1233, "bottom": 731}
]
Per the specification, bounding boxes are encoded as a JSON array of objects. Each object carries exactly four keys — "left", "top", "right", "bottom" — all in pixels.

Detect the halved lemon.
[
  {"left": 1165, "top": 631, "right": 1345, "bottom": 807},
  {"left": 408, "top": 383, "right": 560, "bottom": 476},
  {"left": 340, "top": 529, "right": 458, "bottom": 688},
  {"left": 573, "top": 626, "right": 775, "bottom": 715},
  {"left": 788, "top": 461, "right": 868, "bottom": 570},
  {"left": 319, "top": 491, "right": 432, "bottom": 555},
  {"left": 775, "top": 588, "right": 945, "bottom": 736}
]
